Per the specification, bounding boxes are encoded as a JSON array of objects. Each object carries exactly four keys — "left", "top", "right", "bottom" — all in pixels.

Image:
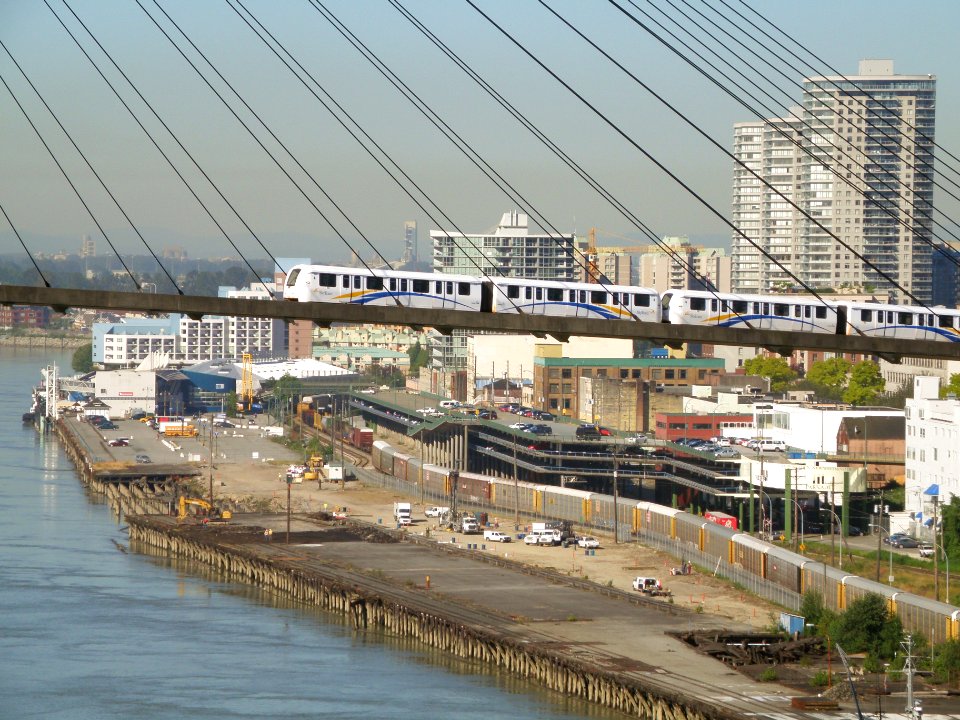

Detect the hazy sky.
[{"left": 2, "top": 0, "right": 959, "bottom": 269}]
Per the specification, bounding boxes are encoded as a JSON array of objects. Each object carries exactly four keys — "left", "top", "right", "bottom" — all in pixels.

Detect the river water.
[{"left": 0, "top": 349, "right": 611, "bottom": 720}]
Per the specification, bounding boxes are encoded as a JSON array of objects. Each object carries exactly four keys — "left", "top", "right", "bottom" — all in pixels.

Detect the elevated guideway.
[{"left": 3, "top": 284, "right": 959, "bottom": 360}]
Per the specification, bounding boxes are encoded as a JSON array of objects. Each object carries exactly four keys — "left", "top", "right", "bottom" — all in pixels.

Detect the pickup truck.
[
  {"left": 424, "top": 506, "right": 450, "bottom": 518},
  {"left": 483, "top": 530, "right": 511, "bottom": 543},
  {"left": 632, "top": 576, "right": 663, "bottom": 593}
]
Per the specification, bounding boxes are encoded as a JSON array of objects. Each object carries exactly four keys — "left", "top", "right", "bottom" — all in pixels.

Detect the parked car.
[
  {"left": 892, "top": 536, "right": 919, "bottom": 549},
  {"left": 532, "top": 410, "right": 555, "bottom": 421},
  {"left": 577, "top": 536, "right": 600, "bottom": 549},
  {"left": 624, "top": 434, "right": 648, "bottom": 444},
  {"left": 108, "top": 438, "right": 129, "bottom": 447},
  {"left": 509, "top": 422, "right": 531, "bottom": 430},
  {"left": 424, "top": 506, "right": 450, "bottom": 518},
  {"left": 99, "top": 421, "right": 119, "bottom": 430},
  {"left": 576, "top": 424, "right": 602, "bottom": 439},
  {"left": 478, "top": 410, "right": 498, "bottom": 420},
  {"left": 523, "top": 533, "right": 542, "bottom": 546},
  {"left": 483, "top": 530, "right": 511, "bottom": 543},
  {"left": 527, "top": 424, "right": 552, "bottom": 435},
  {"left": 918, "top": 543, "right": 935, "bottom": 558},
  {"left": 129, "top": 411, "right": 147, "bottom": 421},
  {"left": 884, "top": 532, "right": 909, "bottom": 545},
  {"left": 713, "top": 447, "right": 740, "bottom": 458},
  {"left": 135, "top": 454, "right": 152, "bottom": 464}
]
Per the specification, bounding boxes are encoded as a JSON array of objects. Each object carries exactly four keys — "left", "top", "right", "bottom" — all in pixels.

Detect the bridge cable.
[
  {"left": 654, "top": 0, "right": 960, "bottom": 272},
  {"left": 500, "top": 2, "right": 839, "bottom": 317},
  {"left": 581, "top": 0, "right": 936, "bottom": 313},
  {"left": 299, "top": 0, "right": 653, "bottom": 320},
  {"left": 387, "top": 0, "right": 731, "bottom": 315},
  {"left": 0, "top": 61, "right": 140, "bottom": 291},
  {"left": 223, "top": 0, "right": 571, "bottom": 316},
  {"left": 143, "top": 0, "right": 403, "bottom": 300},
  {"left": 0, "top": 200, "right": 51, "bottom": 287},
  {"left": 2, "top": 22, "right": 183, "bottom": 295},
  {"left": 731, "top": 0, "right": 960, "bottom": 187},
  {"left": 51, "top": 0, "right": 271, "bottom": 291}
]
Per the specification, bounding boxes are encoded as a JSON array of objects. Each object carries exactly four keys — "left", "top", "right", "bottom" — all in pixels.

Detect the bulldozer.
[{"left": 177, "top": 496, "right": 232, "bottom": 523}]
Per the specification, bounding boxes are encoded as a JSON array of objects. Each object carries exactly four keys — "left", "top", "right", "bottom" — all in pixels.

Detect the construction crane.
[{"left": 240, "top": 352, "right": 254, "bottom": 412}]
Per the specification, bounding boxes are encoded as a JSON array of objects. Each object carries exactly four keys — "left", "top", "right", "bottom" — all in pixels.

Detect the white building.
[
  {"left": 92, "top": 369, "right": 156, "bottom": 418},
  {"left": 760, "top": 402, "right": 902, "bottom": 456},
  {"left": 733, "top": 60, "right": 936, "bottom": 302},
  {"left": 903, "top": 376, "right": 960, "bottom": 535}
]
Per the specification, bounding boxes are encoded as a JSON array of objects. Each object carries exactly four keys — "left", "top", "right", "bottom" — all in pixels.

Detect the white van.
[
  {"left": 438, "top": 400, "right": 461, "bottom": 409},
  {"left": 756, "top": 439, "right": 787, "bottom": 452}
]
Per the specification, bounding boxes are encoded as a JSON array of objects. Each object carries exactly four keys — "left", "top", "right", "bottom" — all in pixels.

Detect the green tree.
[
  {"left": 931, "top": 639, "right": 960, "bottom": 685},
  {"left": 224, "top": 391, "right": 238, "bottom": 418},
  {"left": 743, "top": 356, "right": 797, "bottom": 392},
  {"left": 941, "top": 373, "right": 960, "bottom": 399},
  {"left": 805, "top": 358, "right": 851, "bottom": 396},
  {"left": 407, "top": 341, "right": 429, "bottom": 375},
  {"left": 71, "top": 343, "right": 93, "bottom": 373},
  {"left": 842, "top": 361, "right": 885, "bottom": 405},
  {"left": 827, "top": 593, "right": 903, "bottom": 659}
]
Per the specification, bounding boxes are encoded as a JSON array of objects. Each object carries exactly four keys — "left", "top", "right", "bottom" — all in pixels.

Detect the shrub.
[
  {"left": 759, "top": 667, "right": 778, "bottom": 682},
  {"left": 810, "top": 670, "right": 831, "bottom": 687}
]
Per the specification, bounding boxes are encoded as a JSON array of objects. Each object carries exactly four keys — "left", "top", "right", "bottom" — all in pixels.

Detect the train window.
[
  {"left": 887, "top": 311, "right": 895, "bottom": 323},
  {"left": 860, "top": 309, "right": 873, "bottom": 322},
  {"left": 917, "top": 314, "right": 925, "bottom": 326},
  {"left": 400, "top": 279, "right": 408, "bottom": 291},
  {"left": 591, "top": 291, "right": 606, "bottom": 304},
  {"left": 634, "top": 294, "right": 650, "bottom": 306},
  {"left": 763, "top": 303, "right": 770, "bottom": 314},
  {"left": 435, "top": 281, "right": 443, "bottom": 293},
  {"left": 317, "top": 273, "right": 336, "bottom": 287},
  {"left": 690, "top": 297, "right": 706, "bottom": 311},
  {"left": 730, "top": 300, "right": 746, "bottom": 314},
  {"left": 815, "top": 307, "right": 826, "bottom": 319},
  {"left": 804, "top": 306, "right": 811, "bottom": 318},
  {"left": 774, "top": 303, "right": 789, "bottom": 316},
  {"left": 939, "top": 314, "right": 954, "bottom": 328},
  {"left": 412, "top": 279, "right": 428, "bottom": 293},
  {"left": 457, "top": 282, "right": 470, "bottom": 295},
  {"left": 609, "top": 292, "right": 618, "bottom": 304},
  {"left": 525, "top": 287, "right": 532, "bottom": 300},
  {"left": 752, "top": 302, "right": 761, "bottom": 313},
  {"left": 446, "top": 282, "right": 453, "bottom": 294},
  {"left": 342, "top": 275, "right": 350, "bottom": 287},
  {"left": 389, "top": 278, "right": 397, "bottom": 291},
  {"left": 579, "top": 291, "right": 586, "bottom": 303},
  {"left": 711, "top": 299, "right": 718, "bottom": 311},
  {"left": 535, "top": 288, "right": 543, "bottom": 300},
  {"left": 507, "top": 285, "right": 520, "bottom": 299},
  {"left": 547, "top": 288, "right": 562, "bottom": 301},
  {"left": 898, "top": 312, "right": 913, "bottom": 324},
  {"left": 286, "top": 268, "right": 300, "bottom": 286},
  {"left": 569, "top": 290, "right": 577, "bottom": 301},
  {"left": 793, "top": 305, "right": 801, "bottom": 317},
  {"left": 354, "top": 276, "right": 362, "bottom": 288},
  {"left": 366, "top": 276, "right": 384, "bottom": 290}
]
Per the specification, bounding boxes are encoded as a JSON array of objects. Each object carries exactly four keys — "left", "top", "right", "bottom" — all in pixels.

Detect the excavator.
[{"left": 177, "top": 496, "right": 232, "bottom": 523}]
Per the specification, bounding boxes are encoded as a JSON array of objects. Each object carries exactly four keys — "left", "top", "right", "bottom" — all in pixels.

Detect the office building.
[
  {"left": 732, "top": 60, "right": 936, "bottom": 302},
  {"left": 429, "top": 211, "right": 576, "bottom": 370}
]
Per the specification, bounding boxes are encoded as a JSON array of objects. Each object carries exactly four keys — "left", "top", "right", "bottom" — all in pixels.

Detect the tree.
[
  {"left": 805, "top": 357, "right": 851, "bottom": 397},
  {"left": 941, "top": 373, "right": 960, "bottom": 399},
  {"left": 743, "top": 356, "right": 797, "bottom": 392},
  {"left": 407, "top": 341, "right": 429, "bottom": 375},
  {"left": 931, "top": 639, "right": 960, "bottom": 685},
  {"left": 827, "top": 592, "right": 903, "bottom": 659},
  {"left": 224, "top": 391, "right": 238, "bottom": 418},
  {"left": 72, "top": 343, "right": 93, "bottom": 373},
  {"left": 842, "top": 361, "right": 885, "bottom": 405}
]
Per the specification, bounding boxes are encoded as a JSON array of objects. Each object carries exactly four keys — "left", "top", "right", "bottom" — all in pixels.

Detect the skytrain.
[{"left": 284, "top": 264, "right": 960, "bottom": 342}]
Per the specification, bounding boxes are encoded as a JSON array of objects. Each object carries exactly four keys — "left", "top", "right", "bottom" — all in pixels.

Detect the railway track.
[{"left": 295, "top": 420, "right": 370, "bottom": 468}]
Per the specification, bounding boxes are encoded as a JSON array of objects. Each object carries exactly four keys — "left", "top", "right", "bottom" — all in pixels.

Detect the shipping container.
[{"left": 705, "top": 510, "right": 738, "bottom": 530}]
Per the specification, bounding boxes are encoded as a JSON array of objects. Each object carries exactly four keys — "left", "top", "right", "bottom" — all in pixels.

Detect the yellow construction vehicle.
[{"left": 177, "top": 496, "right": 232, "bottom": 522}]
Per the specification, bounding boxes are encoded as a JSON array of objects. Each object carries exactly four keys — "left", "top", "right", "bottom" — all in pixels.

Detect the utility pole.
[{"left": 612, "top": 455, "right": 620, "bottom": 545}]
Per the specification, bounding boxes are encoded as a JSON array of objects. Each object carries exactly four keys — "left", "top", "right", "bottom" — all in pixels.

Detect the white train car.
[
  {"left": 841, "top": 301, "right": 960, "bottom": 343},
  {"left": 491, "top": 278, "right": 659, "bottom": 321},
  {"left": 283, "top": 264, "right": 490, "bottom": 311},
  {"left": 666, "top": 289, "right": 841, "bottom": 334}
]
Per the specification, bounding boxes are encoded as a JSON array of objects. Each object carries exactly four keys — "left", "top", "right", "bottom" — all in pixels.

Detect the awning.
[{"left": 924, "top": 483, "right": 940, "bottom": 496}]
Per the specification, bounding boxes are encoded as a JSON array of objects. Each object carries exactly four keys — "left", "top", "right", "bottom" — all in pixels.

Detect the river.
[{"left": 0, "top": 348, "right": 611, "bottom": 719}]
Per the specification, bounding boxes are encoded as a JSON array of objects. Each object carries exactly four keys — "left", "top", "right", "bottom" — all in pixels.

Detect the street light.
[
  {"left": 869, "top": 523, "right": 894, "bottom": 585},
  {"left": 825, "top": 507, "right": 845, "bottom": 569}
]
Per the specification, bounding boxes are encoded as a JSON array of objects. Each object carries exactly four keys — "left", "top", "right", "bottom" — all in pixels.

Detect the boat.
[{"left": 22, "top": 412, "right": 35, "bottom": 423}]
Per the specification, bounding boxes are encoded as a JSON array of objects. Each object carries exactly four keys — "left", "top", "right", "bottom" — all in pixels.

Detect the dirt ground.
[{"left": 197, "top": 443, "right": 783, "bottom": 633}]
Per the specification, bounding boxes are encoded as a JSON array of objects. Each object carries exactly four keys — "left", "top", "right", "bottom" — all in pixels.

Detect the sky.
[{"left": 1, "top": 0, "right": 959, "bottom": 271}]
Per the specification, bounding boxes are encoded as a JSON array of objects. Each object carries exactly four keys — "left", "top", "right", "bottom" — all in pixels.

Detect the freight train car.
[{"left": 539, "top": 485, "right": 592, "bottom": 526}]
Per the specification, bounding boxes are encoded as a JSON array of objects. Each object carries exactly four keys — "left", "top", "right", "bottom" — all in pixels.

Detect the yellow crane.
[{"left": 240, "top": 352, "right": 254, "bottom": 412}]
